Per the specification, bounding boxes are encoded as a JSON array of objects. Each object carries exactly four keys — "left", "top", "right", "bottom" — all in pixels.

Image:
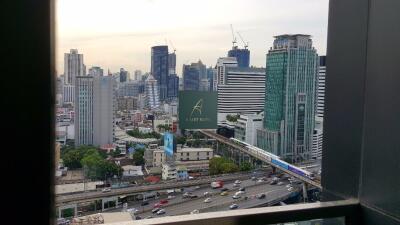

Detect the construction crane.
[
  {"left": 169, "top": 40, "right": 176, "bottom": 53},
  {"left": 237, "top": 32, "right": 249, "bottom": 49},
  {"left": 230, "top": 24, "right": 237, "bottom": 48}
]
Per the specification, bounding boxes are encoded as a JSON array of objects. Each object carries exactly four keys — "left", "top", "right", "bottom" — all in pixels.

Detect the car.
[
  {"left": 256, "top": 193, "right": 266, "bottom": 199},
  {"left": 251, "top": 176, "right": 257, "bottom": 181},
  {"left": 183, "top": 192, "right": 192, "bottom": 198},
  {"left": 232, "top": 195, "right": 241, "bottom": 199},
  {"left": 203, "top": 191, "right": 211, "bottom": 196},
  {"left": 167, "top": 195, "right": 176, "bottom": 199},
  {"left": 286, "top": 184, "right": 292, "bottom": 188},
  {"left": 234, "top": 180, "right": 241, "bottom": 184},
  {"left": 190, "top": 194, "right": 198, "bottom": 199},
  {"left": 239, "top": 187, "right": 246, "bottom": 192},
  {"left": 156, "top": 209, "right": 166, "bottom": 215},
  {"left": 152, "top": 208, "right": 161, "bottom": 213},
  {"left": 141, "top": 201, "right": 149, "bottom": 206},
  {"left": 277, "top": 182, "right": 284, "bottom": 186},
  {"left": 159, "top": 199, "right": 168, "bottom": 204},
  {"left": 135, "top": 216, "right": 142, "bottom": 220},
  {"left": 194, "top": 186, "right": 200, "bottom": 189},
  {"left": 204, "top": 198, "right": 212, "bottom": 203},
  {"left": 220, "top": 191, "right": 229, "bottom": 196},
  {"left": 154, "top": 203, "right": 162, "bottom": 208},
  {"left": 229, "top": 204, "right": 239, "bottom": 210},
  {"left": 233, "top": 183, "right": 240, "bottom": 187},
  {"left": 270, "top": 180, "right": 277, "bottom": 185},
  {"left": 190, "top": 209, "right": 200, "bottom": 214},
  {"left": 288, "top": 187, "right": 294, "bottom": 192},
  {"left": 220, "top": 187, "right": 228, "bottom": 192},
  {"left": 127, "top": 208, "right": 139, "bottom": 213},
  {"left": 102, "top": 188, "right": 111, "bottom": 193},
  {"left": 188, "top": 176, "right": 194, "bottom": 180},
  {"left": 257, "top": 179, "right": 264, "bottom": 183}
]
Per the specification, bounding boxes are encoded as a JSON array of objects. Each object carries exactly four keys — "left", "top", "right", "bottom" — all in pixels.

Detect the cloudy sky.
[{"left": 56, "top": 0, "right": 329, "bottom": 76}]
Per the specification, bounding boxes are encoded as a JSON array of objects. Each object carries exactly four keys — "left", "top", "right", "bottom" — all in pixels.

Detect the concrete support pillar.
[{"left": 302, "top": 182, "right": 308, "bottom": 202}]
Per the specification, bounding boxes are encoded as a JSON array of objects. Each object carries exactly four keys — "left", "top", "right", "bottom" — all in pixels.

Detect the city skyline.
[{"left": 56, "top": 0, "right": 329, "bottom": 76}]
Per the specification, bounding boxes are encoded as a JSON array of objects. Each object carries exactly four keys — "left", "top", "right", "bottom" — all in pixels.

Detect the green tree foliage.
[
  {"left": 62, "top": 149, "right": 83, "bottom": 169},
  {"left": 127, "top": 128, "right": 161, "bottom": 139},
  {"left": 157, "top": 124, "right": 171, "bottom": 132},
  {"left": 226, "top": 114, "right": 240, "bottom": 122},
  {"left": 176, "top": 136, "right": 187, "bottom": 145},
  {"left": 240, "top": 161, "right": 253, "bottom": 171},
  {"left": 132, "top": 148, "right": 145, "bottom": 166},
  {"left": 209, "top": 157, "right": 239, "bottom": 175},
  {"left": 111, "top": 147, "right": 121, "bottom": 158}
]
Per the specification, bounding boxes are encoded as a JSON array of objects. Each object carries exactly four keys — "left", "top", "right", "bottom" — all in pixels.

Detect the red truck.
[{"left": 211, "top": 181, "right": 224, "bottom": 189}]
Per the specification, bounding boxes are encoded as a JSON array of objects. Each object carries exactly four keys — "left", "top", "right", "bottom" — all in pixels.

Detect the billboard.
[
  {"left": 164, "top": 132, "right": 174, "bottom": 156},
  {"left": 179, "top": 91, "right": 217, "bottom": 129}
]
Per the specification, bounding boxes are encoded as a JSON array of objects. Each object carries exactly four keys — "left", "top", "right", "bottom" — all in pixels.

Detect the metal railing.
[{"left": 111, "top": 199, "right": 360, "bottom": 225}]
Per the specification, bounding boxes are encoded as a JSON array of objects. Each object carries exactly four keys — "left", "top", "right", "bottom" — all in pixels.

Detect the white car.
[
  {"left": 233, "top": 183, "right": 240, "bottom": 187},
  {"left": 234, "top": 180, "right": 241, "bottom": 184},
  {"left": 257, "top": 179, "right": 264, "bottom": 183},
  {"left": 156, "top": 209, "right": 166, "bottom": 215},
  {"left": 203, "top": 191, "right": 211, "bottom": 196},
  {"left": 102, "top": 188, "right": 111, "bottom": 193},
  {"left": 277, "top": 182, "right": 284, "bottom": 186},
  {"left": 235, "top": 191, "right": 245, "bottom": 196},
  {"left": 167, "top": 195, "right": 176, "bottom": 199},
  {"left": 286, "top": 184, "right": 292, "bottom": 188},
  {"left": 194, "top": 186, "right": 200, "bottom": 189},
  {"left": 232, "top": 195, "right": 241, "bottom": 199},
  {"left": 190, "top": 209, "right": 200, "bottom": 214},
  {"left": 204, "top": 198, "right": 212, "bottom": 203}
]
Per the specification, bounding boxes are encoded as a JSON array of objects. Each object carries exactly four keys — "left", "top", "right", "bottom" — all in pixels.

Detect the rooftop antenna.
[
  {"left": 237, "top": 32, "right": 249, "bottom": 49},
  {"left": 230, "top": 24, "right": 237, "bottom": 48}
]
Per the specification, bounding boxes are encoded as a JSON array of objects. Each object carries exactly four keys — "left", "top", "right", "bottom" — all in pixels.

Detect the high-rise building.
[
  {"left": 257, "top": 34, "right": 318, "bottom": 162},
  {"left": 145, "top": 74, "right": 160, "bottom": 110},
  {"left": 151, "top": 46, "right": 169, "bottom": 101},
  {"left": 117, "top": 81, "right": 140, "bottom": 97},
  {"left": 64, "top": 49, "right": 85, "bottom": 84},
  {"left": 228, "top": 47, "right": 250, "bottom": 67},
  {"left": 63, "top": 84, "right": 75, "bottom": 104},
  {"left": 316, "top": 56, "right": 326, "bottom": 118},
  {"left": 168, "top": 52, "right": 176, "bottom": 75},
  {"left": 167, "top": 74, "right": 179, "bottom": 98},
  {"left": 214, "top": 57, "right": 238, "bottom": 90},
  {"left": 119, "top": 68, "right": 128, "bottom": 83},
  {"left": 217, "top": 67, "right": 266, "bottom": 124},
  {"left": 183, "top": 60, "right": 206, "bottom": 91},
  {"left": 134, "top": 70, "right": 142, "bottom": 81},
  {"left": 75, "top": 76, "right": 115, "bottom": 147},
  {"left": 88, "top": 66, "right": 103, "bottom": 77},
  {"left": 312, "top": 116, "right": 323, "bottom": 160},
  {"left": 206, "top": 67, "right": 215, "bottom": 91}
]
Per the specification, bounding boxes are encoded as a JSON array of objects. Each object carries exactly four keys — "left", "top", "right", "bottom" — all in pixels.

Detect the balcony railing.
[{"left": 103, "top": 199, "right": 360, "bottom": 225}]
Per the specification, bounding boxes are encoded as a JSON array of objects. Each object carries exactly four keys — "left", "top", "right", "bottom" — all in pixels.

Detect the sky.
[{"left": 56, "top": 0, "right": 329, "bottom": 76}]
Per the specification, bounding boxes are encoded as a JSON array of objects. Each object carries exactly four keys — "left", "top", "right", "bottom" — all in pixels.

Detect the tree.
[
  {"left": 62, "top": 150, "right": 83, "bottom": 169},
  {"left": 176, "top": 136, "right": 187, "bottom": 145},
  {"left": 240, "top": 161, "right": 253, "bottom": 171},
  {"left": 132, "top": 148, "right": 145, "bottom": 166},
  {"left": 226, "top": 114, "right": 240, "bottom": 122},
  {"left": 209, "top": 157, "right": 239, "bottom": 175},
  {"left": 81, "top": 151, "right": 103, "bottom": 179},
  {"left": 110, "top": 147, "right": 121, "bottom": 158}
]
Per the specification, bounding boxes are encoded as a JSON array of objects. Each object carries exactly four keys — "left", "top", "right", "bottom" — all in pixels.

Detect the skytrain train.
[{"left": 230, "top": 138, "right": 315, "bottom": 180}]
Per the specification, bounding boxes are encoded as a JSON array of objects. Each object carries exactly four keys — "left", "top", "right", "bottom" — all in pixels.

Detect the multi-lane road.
[{"left": 106, "top": 177, "right": 295, "bottom": 219}]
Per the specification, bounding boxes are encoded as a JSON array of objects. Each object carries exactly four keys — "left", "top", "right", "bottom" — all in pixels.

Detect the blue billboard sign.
[{"left": 164, "top": 132, "right": 174, "bottom": 156}]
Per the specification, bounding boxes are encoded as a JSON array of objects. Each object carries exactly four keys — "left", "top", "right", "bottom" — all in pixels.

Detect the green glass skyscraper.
[{"left": 257, "top": 34, "right": 318, "bottom": 163}]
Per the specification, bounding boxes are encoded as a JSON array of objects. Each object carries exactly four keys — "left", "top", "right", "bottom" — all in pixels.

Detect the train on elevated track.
[{"left": 230, "top": 138, "right": 315, "bottom": 180}]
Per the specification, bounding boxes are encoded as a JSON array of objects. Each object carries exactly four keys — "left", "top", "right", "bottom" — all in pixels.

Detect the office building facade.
[
  {"left": 183, "top": 60, "right": 206, "bottom": 91},
  {"left": 214, "top": 57, "right": 238, "bottom": 90},
  {"left": 75, "top": 76, "right": 115, "bottom": 147},
  {"left": 234, "top": 113, "right": 263, "bottom": 146},
  {"left": 217, "top": 67, "right": 265, "bottom": 124},
  {"left": 64, "top": 49, "right": 85, "bottom": 85},
  {"left": 151, "top": 46, "right": 169, "bottom": 101},
  {"left": 88, "top": 66, "right": 103, "bottom": 77},
  {"left": 167, "top": 74, "right": 179, "bottom": 98},
  {"left": 316, "top": 56, "right": 326, "bottom": 118},
  {"left": 257, "top": 34, "right": 318, "bottom": 162},
  {"left": 119, "top": 68, "right": 128, "bottom": 83}
]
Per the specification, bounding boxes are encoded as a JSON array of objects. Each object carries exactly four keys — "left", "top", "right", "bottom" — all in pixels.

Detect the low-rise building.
[
  {"left": 122, "top": 165, "right": 144, "bottom": 177},
  {"left": 162, "top": 163, "right": 176, "bottom": 180}
]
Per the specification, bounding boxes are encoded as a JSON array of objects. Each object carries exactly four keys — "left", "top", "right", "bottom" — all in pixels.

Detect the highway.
[
  {"left": 106, "top": 177, "right": 296, "bottom": 219},
  {"left": 56, "top": 171, "right": 267, "bottom": 206}
]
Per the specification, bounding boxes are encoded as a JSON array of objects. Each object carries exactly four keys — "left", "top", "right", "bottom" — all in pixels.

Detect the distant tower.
[
  {"left": 88, "top": 66, "right": 104, "bottom": 77},
  {"left": 120, "top": 68, "right": 128, "bottom": 82},
  {"left": 228, "top": 47, "right": 250, "bottom": 68},
  {"left": 214, "top": 57, "right": 238, "bottom": 90},
  {"left": 64, "top": 49, "right": 85, "bottom": 84},
  {"left": 151, "top": 46, "right": 169, "bottom": 101},
  {"left": 145, "top": 74, "right": 160, "bottom": 110}
]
